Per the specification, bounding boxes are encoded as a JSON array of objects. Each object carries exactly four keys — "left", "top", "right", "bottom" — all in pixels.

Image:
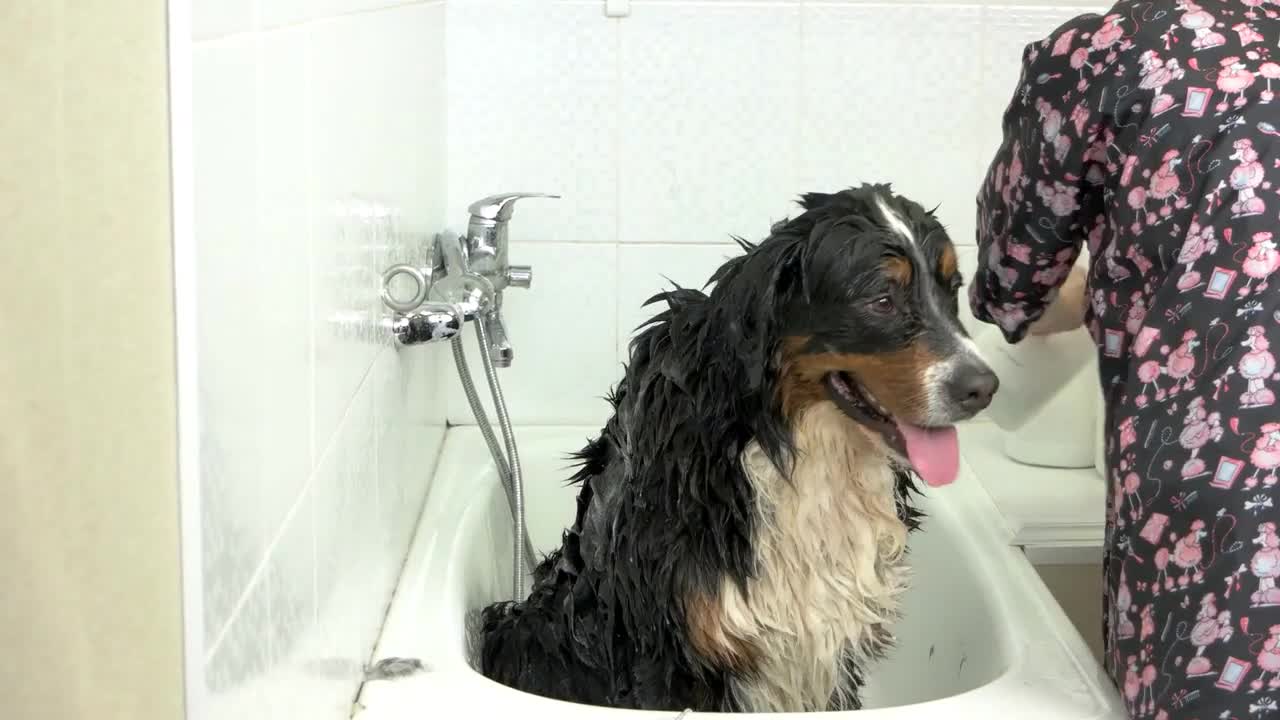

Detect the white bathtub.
[{"left": 355, "top": 426, "right": 1125, "bottom": 719}]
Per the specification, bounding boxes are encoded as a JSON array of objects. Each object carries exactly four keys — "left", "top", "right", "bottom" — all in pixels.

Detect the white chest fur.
[{"left": 721, "top": 402, "right": 910, "bottom": 712}]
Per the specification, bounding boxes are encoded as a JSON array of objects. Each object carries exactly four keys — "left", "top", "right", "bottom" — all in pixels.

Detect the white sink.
[{"left": 355, "top": 426, "right": 1124, "bottom": 719}]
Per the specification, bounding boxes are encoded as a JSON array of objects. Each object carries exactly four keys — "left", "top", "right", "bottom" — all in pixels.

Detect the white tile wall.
[
  {"left": 193, "top": 0, "right": 255, "bottom": 41},
  {"left": 260, "top": 0, "right": 417, "bottom": 29},
  {"left": 447, "top": 1, "right": 619, "bottom": 245},
  {"left": 444, "top": 242, "right": 621, "bottom": 425},
  {"left": 617, "top": 3, "right": 802, "bottom": 245},
  {"left": 801, "top": 3, "right": 984, "bottom": 246},
  {"left": 615, "top": 243, "right": 742, "bottom": 360},
  {"left": 192, "top": 2, "right": 447, "bottom": 719},
  {"left": 442, "top": 2, "right": 1109, "bottom": 430}
]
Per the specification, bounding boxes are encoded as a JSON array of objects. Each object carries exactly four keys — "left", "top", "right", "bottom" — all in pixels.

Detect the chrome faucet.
[
  {"left": 461, "top": 192, "right": 555, "bottom": 366},
  {"left": 379, "top": 192, "right": 558, "bottom": 366}
]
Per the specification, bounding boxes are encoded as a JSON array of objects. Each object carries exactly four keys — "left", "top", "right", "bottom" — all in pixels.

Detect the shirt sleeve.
[{"left": 970, "top": 15, "right": 1109, "bottom": 344}]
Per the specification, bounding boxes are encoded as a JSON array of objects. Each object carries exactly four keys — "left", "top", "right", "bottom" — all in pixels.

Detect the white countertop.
[{"left": 958, "top": 422, "right": 1107, "bottom": 564}]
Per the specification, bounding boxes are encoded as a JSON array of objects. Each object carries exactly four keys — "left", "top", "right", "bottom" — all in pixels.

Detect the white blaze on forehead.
[{"left": 874, "top": 194, "right": 915, "bottom": 245}]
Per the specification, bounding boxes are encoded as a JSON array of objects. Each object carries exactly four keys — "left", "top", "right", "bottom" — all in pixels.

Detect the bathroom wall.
[
  {"left": 444, "top": 0, "right": 1107, "bottom": 427},
  {"left": 1036, "top": 562, "right": 1106, "bottom": 665},
  {"left": 189, "top": 1, "right": 448, "bottom": 717}
]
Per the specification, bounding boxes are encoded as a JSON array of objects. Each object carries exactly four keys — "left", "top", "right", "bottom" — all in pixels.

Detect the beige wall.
[
  {"left": 1036, "top": 562, "right": 1106, "bottom": 666},
  {"left": 0, "top": 2, "right": 184, "bottom": 720}
]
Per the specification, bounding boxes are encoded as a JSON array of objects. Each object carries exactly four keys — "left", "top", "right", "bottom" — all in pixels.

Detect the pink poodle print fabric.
[{"left": 971, "top": 2, "right": 1280, "bottom": 718}]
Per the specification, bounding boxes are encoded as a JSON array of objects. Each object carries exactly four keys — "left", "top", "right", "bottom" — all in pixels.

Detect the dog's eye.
[{"left": 868, "top": 296, "right": 896, "bottom": 315}]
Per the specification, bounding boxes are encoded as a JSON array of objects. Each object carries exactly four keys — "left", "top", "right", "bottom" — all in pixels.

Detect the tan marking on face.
[
  {"left": 938, "top": 244, "right": 957, "bottom": 279},
  {"left": 778, "top": 337, "right": 829, "bottom": 419},
  {"left": 777, "top": 336, "right": 942, "bottom": 424},
  {"left": 884, "top": 256, "right": 913, "bottom": 285},
  {"left": 778, "top": 350, "right": 829, "bottom": 420},
  {"left": 685, "top": 590, "right": 761, "bottom": 673}
]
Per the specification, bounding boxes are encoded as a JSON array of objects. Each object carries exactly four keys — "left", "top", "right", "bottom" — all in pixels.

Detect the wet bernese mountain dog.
[{"left": 476, "top": 184, "right": 999, "bottom": 712}]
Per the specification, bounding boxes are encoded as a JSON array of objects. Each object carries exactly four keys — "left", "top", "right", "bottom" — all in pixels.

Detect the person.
[{"left": 970, "top": 1, "right": 1280, "bottom": 717}]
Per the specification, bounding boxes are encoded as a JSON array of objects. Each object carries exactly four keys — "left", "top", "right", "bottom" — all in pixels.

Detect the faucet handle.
[
  {"left": 506, "top": 265, "right": 533, "bottom": 289},
  {"left": 483, "top": 311, "right": 515, "bottom": 367},
  {"left": 466, "top": 192, "right": 560, "bottom": 223},
  {"left": 435, "top": 229, "right": 467, "bottom": 278}
]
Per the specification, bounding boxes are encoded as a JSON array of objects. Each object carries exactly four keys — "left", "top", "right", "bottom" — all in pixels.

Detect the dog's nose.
[{"left": 949, "top": 365, "right": 999, "bottom": 413}]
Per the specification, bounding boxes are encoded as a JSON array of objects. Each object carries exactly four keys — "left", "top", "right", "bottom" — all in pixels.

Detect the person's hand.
[{"left": 1028, "top": 266, "right": 1087, "bottom": 336}]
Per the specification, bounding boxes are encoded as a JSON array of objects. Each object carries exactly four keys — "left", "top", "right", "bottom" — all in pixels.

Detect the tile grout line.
[
  {"left": 612, "top": 7, "right": 624, "bottom": 365},
  {"left": 302, "top": 9, "right": 321, "bottom": 634},
  {"left": 796, "top": 0, "right": 806, "bottom": 195}
]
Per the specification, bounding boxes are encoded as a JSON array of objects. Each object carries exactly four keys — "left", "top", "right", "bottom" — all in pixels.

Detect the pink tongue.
[{"left": 897, "top": 423, "right": 959, "bottom": 487}]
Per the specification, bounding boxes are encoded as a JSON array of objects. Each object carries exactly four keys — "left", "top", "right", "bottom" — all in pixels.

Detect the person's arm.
[
  {"left": 1027, "top": 265, "right": 1087, "bottom": 336},
  {"left": 970, "top": 13, "right": 1109, "bottom": 344}
]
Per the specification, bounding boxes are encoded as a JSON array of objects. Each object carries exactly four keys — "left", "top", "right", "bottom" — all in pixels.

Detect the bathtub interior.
[{"left": 454, "top": 429, "right": 1012, "bottom": 710}]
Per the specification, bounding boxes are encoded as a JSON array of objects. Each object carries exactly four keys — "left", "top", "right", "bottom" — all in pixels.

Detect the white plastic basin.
[{"left": 356, "top": 426, "right": 1125, "bottom": 719}]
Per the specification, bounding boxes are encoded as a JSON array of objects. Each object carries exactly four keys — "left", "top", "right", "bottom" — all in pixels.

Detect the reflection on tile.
[
  {"left": 618, "top": 3, "right": 800, "bottom": 245},
  {"left": 615, "top": 243, "right": 743, "bottom": 361},
  {"left": 447, "top": 1, "right": 618, "bottom": 244},
  {"left": 445, "top": 242, "right": 619, "bottom": 426}
]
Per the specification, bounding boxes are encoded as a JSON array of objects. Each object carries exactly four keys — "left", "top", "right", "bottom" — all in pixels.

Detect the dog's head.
[{"left": 710, "top": 184, "right": 997, "bottom": 486}]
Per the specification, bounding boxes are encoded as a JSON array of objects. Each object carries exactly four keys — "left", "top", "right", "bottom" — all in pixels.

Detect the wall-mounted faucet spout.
[{"left": 462, "top": 192, "right": 558, "bottom": 367}]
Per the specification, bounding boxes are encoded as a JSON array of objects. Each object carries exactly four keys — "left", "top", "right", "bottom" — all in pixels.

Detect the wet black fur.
[{"left": 477, "top": 185, "right": 954, "bottom": 712}]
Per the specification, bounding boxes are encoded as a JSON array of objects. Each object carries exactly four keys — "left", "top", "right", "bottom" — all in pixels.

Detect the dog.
[{"left": 476, "top": 184, "right": 998, "bottom": 712}]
